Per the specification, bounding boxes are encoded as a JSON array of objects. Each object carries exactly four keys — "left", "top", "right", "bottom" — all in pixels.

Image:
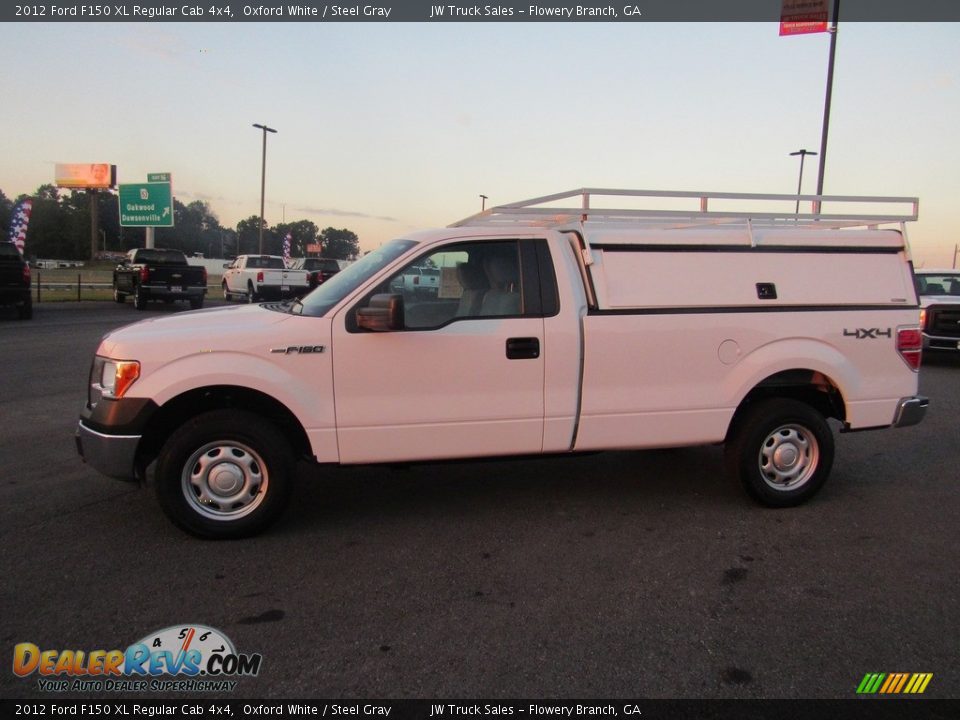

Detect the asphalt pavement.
[{"left": 0, "top": 300, "right": 957, "bottom": 700}]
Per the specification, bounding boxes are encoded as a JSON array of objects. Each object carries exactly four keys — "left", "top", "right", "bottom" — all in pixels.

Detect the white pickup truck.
[
  {"left": 221, "top": 254, "right": 310, "bottom": 302},
  {"left": 77, "top": 189, "right": 928, "bottom": 538}
]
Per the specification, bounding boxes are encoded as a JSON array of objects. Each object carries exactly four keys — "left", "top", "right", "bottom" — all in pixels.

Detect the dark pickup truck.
[
  {"left": 294, "top": 257, "right": 341, "bottom": 290},
  {"left": 0, "top": 241, "right": 32, "bottom": 320},
  {"left": 113, "top": 248, "right": 207, "bottom": 311}
]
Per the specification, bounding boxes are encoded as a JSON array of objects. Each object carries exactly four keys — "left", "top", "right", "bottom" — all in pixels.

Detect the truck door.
[{"left": 331, "top": 239, "right": 548, "bottom": 464}]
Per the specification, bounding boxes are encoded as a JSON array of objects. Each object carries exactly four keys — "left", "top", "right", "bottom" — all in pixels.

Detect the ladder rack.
[{"left": 450, "top": 188, "right": 919, "bottom": 231}]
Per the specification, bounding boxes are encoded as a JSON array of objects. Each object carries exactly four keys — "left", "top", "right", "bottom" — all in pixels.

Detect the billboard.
[
  {"left": 55, "top": 163, "right": 116, "bottom": 189},
  {"left": 780, "top": 0, "right": 829, "bottom": 35}
]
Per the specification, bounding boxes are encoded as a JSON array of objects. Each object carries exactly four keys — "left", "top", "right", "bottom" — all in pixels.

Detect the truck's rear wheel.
[
  {"left": 154, "top": 409, "right": 294, "bottom": 539},
  {"left": 113, "top": 288, "right": 126, "bottom": 304},
  {"left": 246, "top": 282, "right": 258, "bottom": 303},
  {"left": 133, "top": 286, "right": 147, "bottom": 311},
  {"left": 725, "top": 398, "right": 834, "bottom": 507}
]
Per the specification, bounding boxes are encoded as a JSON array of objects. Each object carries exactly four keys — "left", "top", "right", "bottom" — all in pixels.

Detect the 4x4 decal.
[{"left": 844, "top": 328, "right": 892, "bottom": 339}]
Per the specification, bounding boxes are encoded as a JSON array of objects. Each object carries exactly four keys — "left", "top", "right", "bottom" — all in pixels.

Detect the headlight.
[{"left": 91, "top": 357, "right": 140, "bottom": 403}]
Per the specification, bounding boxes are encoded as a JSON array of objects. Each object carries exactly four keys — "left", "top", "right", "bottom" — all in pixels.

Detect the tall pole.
[
  {"left": 790, "top": 149, "right": 817, "bottom": 214},
  {"left": 814, "top": 0, "right": 841, "bottom": 213},
  {"left": 89, "top": 190, "right": 99, "bottom": 259},
  {"left": 480, "top": 194, "right": 488, "bottom": 211},
  {"left": 252, "top": 123, "right": 277, "bottom": 254}
]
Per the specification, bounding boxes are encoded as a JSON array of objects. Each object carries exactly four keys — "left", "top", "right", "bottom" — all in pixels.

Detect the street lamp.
[
  {"left": 790, "top": 149, "right": 817, "bottom": 215},
  {"left": 480, "top": 194, "right": 488, "bottom": 211},
  {"left": 252, "top": 123, "right": 277, "bottom": 254}
]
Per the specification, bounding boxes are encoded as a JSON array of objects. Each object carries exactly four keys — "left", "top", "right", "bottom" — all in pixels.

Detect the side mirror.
[
  {"left": 357, "top": 293, "right": 404, "bottom": 332},
  {"left": 223, "top": 262, "right": 232, "bottom": 269}
]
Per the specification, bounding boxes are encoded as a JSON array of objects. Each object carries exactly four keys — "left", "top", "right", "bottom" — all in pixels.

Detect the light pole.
[
  {"left": 480, "top": 194, "right": 488, "bottom": 211},
  {"left": 814, "top": 0, "right": 841, "bottom": 213},
  {"left": 252, "top": 123, "right": 277, "bottom": 254},
  {"left": 790, "top": 149, "right": 817, "bottom": 215}
]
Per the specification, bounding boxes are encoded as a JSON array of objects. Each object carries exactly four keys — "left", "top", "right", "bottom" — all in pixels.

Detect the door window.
[{"left": 376, "top": 240, "right": 524, "bottom": 330}]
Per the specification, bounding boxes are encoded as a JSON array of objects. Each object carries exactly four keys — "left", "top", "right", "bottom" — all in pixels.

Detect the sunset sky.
[{"left": 1, "top": 21, "right": 957, "bottom": 265}]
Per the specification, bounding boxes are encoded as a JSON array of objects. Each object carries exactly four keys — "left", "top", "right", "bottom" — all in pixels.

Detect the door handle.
[{"left": 506, "top": 337, "right": 540, "bottom": 360}]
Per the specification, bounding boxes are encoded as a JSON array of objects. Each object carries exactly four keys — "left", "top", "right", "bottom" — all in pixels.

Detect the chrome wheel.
[
  {"left": 757, "top": 423, "right": 819, "bottom": 491},
  {"left": 181, "top": 441, "right": 269, "bottom": 521}
]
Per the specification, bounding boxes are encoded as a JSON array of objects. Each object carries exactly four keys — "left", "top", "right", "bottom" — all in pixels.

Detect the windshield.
[
  {"left": 916, "top": 273, "right": 960, "bottom": 296},
  {"left": 293, "top": 239, "right": 417, "bottom": 317}
]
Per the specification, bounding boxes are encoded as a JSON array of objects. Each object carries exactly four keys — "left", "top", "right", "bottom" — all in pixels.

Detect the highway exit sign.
[
  {"left": 118, "top": 182, "right": 174, "bottom": 227},
  {"left": 147, "top": 172, "right": 171, "bottom": 182}
]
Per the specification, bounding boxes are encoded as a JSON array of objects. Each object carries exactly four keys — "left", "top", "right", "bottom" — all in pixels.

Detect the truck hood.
[{"left": 98, "top": 304, "right": 295, "bottom": 359}]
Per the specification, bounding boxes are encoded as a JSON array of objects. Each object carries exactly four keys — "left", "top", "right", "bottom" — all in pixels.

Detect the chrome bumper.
[
  {"left": 75, "top": 421, "right": 141, "bottom": 481},
  {"left": 893, "top": 396, "right": 929, "bottom": 428}
]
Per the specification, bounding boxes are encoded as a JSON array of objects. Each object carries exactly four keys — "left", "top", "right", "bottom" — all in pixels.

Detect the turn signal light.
[{"left": 102, "top": 360, "right": 141, "bottom": 399}]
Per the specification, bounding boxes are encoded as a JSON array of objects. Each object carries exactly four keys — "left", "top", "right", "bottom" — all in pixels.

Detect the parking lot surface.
[{"left": 1, "top": 302, "right": 957, "bottom": 699}]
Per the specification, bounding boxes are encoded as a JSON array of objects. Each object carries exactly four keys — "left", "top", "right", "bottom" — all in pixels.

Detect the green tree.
[
  {"left": 0, "top": 189, "right": 12, "bottom": 238},
  {"left": 319, "top": 227, "right": 360, "bottom": 261},
  {"left": 20, "top": 185, "right": 77, "bottom": 259},
  {"left": 157, "top": 199, "right": 223, "bottom": 256},
  {"left": 236, "top": 215, "right": 269, "bottom": 255},
  {"left": 272, "top": 219, "right": 319, "bottom": 257}
]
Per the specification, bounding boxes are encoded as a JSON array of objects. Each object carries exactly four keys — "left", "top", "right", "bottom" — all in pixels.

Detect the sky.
[{"left": 1, "top": 21, "right": 958, "bottom": 266}]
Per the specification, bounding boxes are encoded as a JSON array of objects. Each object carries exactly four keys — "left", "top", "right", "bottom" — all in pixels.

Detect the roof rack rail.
[{"left": 450, "top": 188, "right": 919, "bottom": 231}]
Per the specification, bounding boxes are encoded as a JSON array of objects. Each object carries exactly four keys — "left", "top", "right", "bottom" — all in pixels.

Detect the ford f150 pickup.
[
  {"left": 77, "top": 189, "right": 929, "bottom": 538},
  {"left": 222, "top": 255, "right": 310, "bottom": 302},
  {"left": 915, "top": 269, "right": 960, "bottom": 352},
  {"left": 113, "top": 248, "right": 207, "bottom": 311}
]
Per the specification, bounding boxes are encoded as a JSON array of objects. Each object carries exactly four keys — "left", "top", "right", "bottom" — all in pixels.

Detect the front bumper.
[
  {"left": 76, "top": 421, "right": 140, "bottom": 481},
  {"left": 893, "top": 396, "right": 929, "bottom": 428}
]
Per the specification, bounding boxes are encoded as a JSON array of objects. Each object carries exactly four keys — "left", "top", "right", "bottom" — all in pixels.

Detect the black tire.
[
  {"left": 246, "top": 282, "right": 257, "bottom": 304},
  {"left": 113, "top": 288, "right": 126, "bottom": 304},
  {"left": 133, "top": 285, "right": 147, "bottom": 311},
  {"left": 222, "top": 283, "right": 232, "bottom": 301},
  {"left": 190, "top": 296, "right": 204, "bottom": 310},
  {"left": 154, "top": 409, "right": 294, "bottom": 539},
  {"left": 17, "top": 297, "right": 32, "bottom": 320},
  {"left": 725, "top": 398, "right": 834, "bottom": 508}
]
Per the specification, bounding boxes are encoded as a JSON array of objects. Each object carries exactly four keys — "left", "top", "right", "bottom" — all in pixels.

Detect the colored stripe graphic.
[{"left": 857, "top": 672, "right": 932, "bottom": 694}]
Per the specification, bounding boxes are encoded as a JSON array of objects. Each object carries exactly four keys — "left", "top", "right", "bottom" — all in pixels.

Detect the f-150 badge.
[{"left": 270, "top": 345, "right": 326, "bottom": 354}]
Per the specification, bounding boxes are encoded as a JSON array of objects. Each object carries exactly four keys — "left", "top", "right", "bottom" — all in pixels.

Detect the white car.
[{"left": 916, "top": 269, "right": 960, "bottom": 351}]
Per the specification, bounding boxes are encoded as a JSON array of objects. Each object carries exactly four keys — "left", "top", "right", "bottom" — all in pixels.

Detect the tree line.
[{"left": 0, "top": 185, "right": 360, "bottom": 261}]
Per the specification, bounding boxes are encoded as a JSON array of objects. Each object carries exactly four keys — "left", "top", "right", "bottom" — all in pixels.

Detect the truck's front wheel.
[
  {"left": 725, "top": 398, "right": 834, "bottom": 508},
  {"left": 155, "top": 409, "right": 294, "bottom": 538}
]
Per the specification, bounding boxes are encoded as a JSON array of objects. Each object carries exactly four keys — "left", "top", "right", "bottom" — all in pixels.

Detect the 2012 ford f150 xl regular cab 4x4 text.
[{"left": 76, "top": 189, "right": 929, "bottom": 538}]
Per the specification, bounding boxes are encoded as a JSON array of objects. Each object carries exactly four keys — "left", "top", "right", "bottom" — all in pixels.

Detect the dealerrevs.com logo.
[{"left": 12, "top": 624, "right": 262, "bottom": 693}]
